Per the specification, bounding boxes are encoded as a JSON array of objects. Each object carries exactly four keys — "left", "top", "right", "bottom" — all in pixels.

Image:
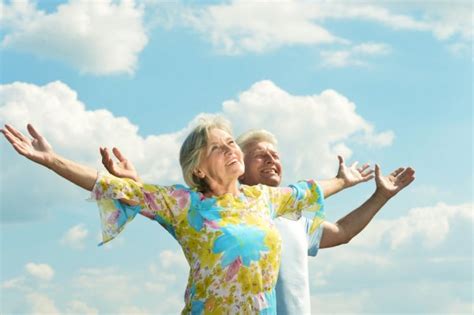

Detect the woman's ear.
[{"left": 194, "top": 168, "right": 205, "bottom": 179}]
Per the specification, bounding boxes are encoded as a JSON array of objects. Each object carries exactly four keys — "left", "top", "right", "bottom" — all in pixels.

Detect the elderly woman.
[{"left": 1, "top": 117, "right": 324, "bottom": 314}]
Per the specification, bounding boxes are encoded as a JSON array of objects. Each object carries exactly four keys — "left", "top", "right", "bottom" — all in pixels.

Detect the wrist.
[
  {"left": 373, "top": 189, "right": 391, "bottom": 203},
  {"left": 43, "top": 152, "right": 60, "bottom": 169}
]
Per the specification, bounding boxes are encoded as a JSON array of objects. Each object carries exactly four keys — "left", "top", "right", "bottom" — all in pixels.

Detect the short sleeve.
[
  {"left": 305, "top": 217, "right": 324, "bottom": 257},
  {"left": 267, "top": 180, "right": 325, "bottom": 233},
  {"left": 90, "top": 172, "right": 191, "bottom": 245}
]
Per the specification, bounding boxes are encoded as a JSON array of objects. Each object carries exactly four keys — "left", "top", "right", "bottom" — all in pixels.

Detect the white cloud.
[
  {"left": 61, "top": 224, "right": 89, "bottom": 250},
  {"left": 2, "top": 276, "right": 27, "bottom": 290},
  {"left": 352, "top": 202, "right": 473, "bottom": 250},
  {"left": 27, "top": 292, "right": 60, "bottom": 315},
  {"left": 0, "top": 81, "right": 184, "bottom": 222},
  {"left": 159, "top": 249, "right": 187, "bottom": 269},
  {"left": 73, "top": 267, "right": 138, "bottom": 302},
  {"left": 311, "top": 290, "right": 369, "bottom": 314},
  {"left": 1, "top": 0, "right": 148, "bottom": 75},
  {"left": 148, "top": 1, "right": 471, "bottom": 57},
  {"left": 222, "top": 80, "right": 393, "bottom": 181},
  {"left": 308, "top": 201, "right": 473, "bottom": 313},
  {"left": 25, "top": 263, "right": 54, "bottom": 281},
  {"left": 320, "top": 42, "right": 391, "bottom": 68},
  {"left": 66, "top": 300, "right": 98, "bottom": 315},
  {"left": 178, "top": 0, "right": 346, "bottom": 54}
]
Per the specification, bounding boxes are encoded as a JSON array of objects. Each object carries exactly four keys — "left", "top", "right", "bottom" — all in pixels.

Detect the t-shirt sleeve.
[
  {"left": 268, "top": 180, "right": 325, "bottom": 233},
  {"left": 305, "top": 217, "right": 324, "bottom": 257},
  {"left": 90, "top": 172, "right": 190, "bottom": 245}
]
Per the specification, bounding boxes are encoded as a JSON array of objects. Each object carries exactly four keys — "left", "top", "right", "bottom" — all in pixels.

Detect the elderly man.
[
  {"left": 236, "top": 129, "right": 414, "bottom": 314},
  {"left": 102, "top": 129, "right": 415, "bottom": 314}
]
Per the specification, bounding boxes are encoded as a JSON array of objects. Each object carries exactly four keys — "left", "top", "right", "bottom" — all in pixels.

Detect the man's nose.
[{"left": 264, "top": 153, "right": 275, "bottom": 163}]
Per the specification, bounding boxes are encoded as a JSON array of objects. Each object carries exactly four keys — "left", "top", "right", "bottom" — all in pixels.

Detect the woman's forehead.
[{"left": 207, "top": 128, "right": 232, "bottom": 141}]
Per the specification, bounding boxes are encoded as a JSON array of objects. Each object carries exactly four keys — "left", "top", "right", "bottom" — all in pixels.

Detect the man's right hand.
[{"left": 100, "top": 147, "right": 140, "bottom": 182}]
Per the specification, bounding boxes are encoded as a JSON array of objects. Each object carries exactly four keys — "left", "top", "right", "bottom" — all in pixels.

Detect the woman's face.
[{"left": 195, "top": 128, "right": 245, "bottom": 187}]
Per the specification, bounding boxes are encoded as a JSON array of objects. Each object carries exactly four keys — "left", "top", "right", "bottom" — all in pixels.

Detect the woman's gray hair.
[
  {"left": 236, "top": 129, "right": 278, "bottom": 155},
  {"left": 179, "top": 115, "right": 233, "bottom": 192}
]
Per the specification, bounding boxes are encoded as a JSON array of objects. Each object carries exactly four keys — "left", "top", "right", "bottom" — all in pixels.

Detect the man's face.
[{"left": 240, "top": 141, "right": 282, "bottom": 187}]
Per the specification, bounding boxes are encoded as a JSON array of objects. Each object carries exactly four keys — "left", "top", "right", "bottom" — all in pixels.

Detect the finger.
[
  {"left": 27, "top": 124, "right": 43, "bottom": 140},
  {"left": 1, "top": 128, "right": 17, "bottom": 145},
  {"left": 350, "top": 161, "right": 359, "bottom": 169},
  {"left": 361, "top": 174, "right": 375, "bottom": 182},
  {"left": 112, "top": 147, "right": 126, "bottom": 162},
  {"left": 5, "top": 124, "right": 30, "bottom": 143},
  {"left": 357, "top": 163, "right": 373, "bottom": 174},
  {"left": 337, "top": 155, "right": 344, "bottom": 165},
  {"left": 397, "top": 167, "right": 415, "bottom": 181},
  {"left": 1, "top": 130, "right": 28, "bottom": 154},
  {"left": 398, "top": 176, "right": 416, "bottom": 189},
  {"left": 390, "top": 167, "right": 405, "bottom": 178},
  {"left": 361, "top": 169, "right": 375, "bottom": 178}
]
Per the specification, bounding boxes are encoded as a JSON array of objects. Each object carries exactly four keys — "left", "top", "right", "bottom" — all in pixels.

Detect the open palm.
[
  {"left": 1, "top": 124, "right": 54, "bottom": 165},
  {"left": 100, "top": 147, "right": 139, "bottom": 181},
  {"left": 375, "top": 165, "right": 416, "bottom": 199},
  {"left": 336, "top": 155, "right": 374, "bottom": 188}
]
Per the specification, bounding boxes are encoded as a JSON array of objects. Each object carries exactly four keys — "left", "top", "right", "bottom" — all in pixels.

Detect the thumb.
[
  {"left": 375, "top": 164, "right": 381, "bottom": 178},
  {"left": 337, "top": 155, "right": 344, "bottom": 165},
  {"left": 27, "top": 124, "right": 42, "bottom": 139}
]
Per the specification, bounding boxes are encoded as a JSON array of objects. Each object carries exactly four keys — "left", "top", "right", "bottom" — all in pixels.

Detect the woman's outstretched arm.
[{"left": 1, "top": 124, "right": 98, "bottom": 191}]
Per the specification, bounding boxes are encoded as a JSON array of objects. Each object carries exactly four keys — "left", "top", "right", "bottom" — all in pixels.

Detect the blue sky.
[{"left": 0, "top": 0, "right": 472, "bottom": 314}]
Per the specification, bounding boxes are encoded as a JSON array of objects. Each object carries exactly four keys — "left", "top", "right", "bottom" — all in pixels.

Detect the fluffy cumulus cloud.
[
  {"left": 61, "top": 224, "right": 89, "bottom": 250},
  {"left": 307, "top": 202, "right": 473, "bottom": 313},
  {"left": 222, "top": 80, "right": 393, "bottom": 181},
  {"left": 0, "top": 0, "right": 148, "bottom": 75},
  {"left": 0, "top": 81, "right": 185, "bottom": 222},
  {"left": 0, "top": 80, "right": 390, "bottom": 221},
  {"left": 27, "top": 292, "right": 61, "bottom": 315},
  {"left": 25, "top": 263, "right": 54, "bottom": 281},
  {"left": 351, "top": 202, "right": 473, "bottom": 250}
]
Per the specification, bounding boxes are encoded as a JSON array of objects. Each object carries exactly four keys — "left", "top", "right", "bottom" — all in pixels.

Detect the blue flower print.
[
  {"left": 188, "top": 192, "right": 223, "bottom": 231},
  {"left": 189, "top": 284, "right": 205, "bottom": 315},
  {"left": 212, "top": 224, "right": 269, "bottom": 267},
  {"left": 113, "top": 199, "right": 141, "bottom": 228}
]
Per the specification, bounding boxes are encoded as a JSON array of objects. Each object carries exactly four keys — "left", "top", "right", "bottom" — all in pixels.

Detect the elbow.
[{"left": 340, "top": 236, "right": 353, "bottom": 245}]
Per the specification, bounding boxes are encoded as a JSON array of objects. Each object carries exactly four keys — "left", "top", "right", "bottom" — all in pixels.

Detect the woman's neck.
[{"left": 204, "top": 179, "right": 240, "bottom": 198}]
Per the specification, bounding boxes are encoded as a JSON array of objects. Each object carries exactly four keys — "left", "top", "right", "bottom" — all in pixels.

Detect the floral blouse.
[{"left": 91, "top": 173, "right": 324, "bottom": 314}]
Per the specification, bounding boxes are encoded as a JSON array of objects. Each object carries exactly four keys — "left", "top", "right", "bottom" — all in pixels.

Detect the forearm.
[
  {"left": 335, "top": 190, "right": 389, "bottom": 242},
  {"left": 317, "top": 177, "right": 345, "bottom": 198},
  {"left": 45, "top": 153, "right": 98, "bottom": 191}
]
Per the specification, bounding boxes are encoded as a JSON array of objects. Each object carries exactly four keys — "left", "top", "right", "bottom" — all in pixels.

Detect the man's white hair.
[{"left": 236, "top": 129, "right": 278, "bottom": 154}]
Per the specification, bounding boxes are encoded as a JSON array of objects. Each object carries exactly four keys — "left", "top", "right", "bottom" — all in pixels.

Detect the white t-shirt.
[{"left": 274, "top": 216, "right": 323, "bottom": 315}]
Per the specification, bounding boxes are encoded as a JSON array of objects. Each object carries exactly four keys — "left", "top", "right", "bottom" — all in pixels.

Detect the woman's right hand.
[{"left": 1, "top": 124, "right": 55, "bottom": 166}]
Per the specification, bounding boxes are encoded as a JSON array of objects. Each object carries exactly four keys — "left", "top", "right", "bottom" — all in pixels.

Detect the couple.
[{"left": 2, "top": 117, "right": 414, "bottom": 314}]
